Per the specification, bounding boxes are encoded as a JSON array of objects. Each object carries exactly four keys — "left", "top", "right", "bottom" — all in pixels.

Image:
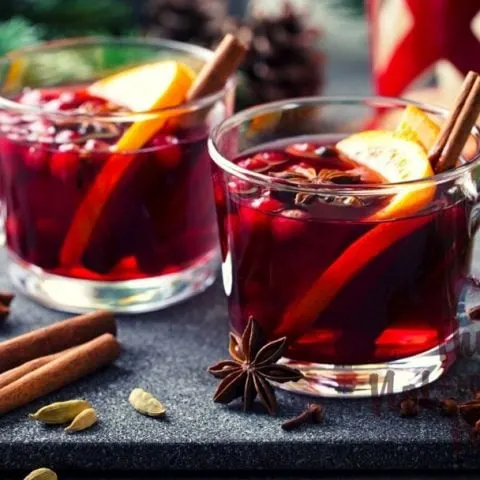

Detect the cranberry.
[
  {"left": 150, "top": 134, "right": 182, "bottom": 169},
  {"left": 228, "top": 178, "right": 258, "bottom": 196},
  {"left": 271, "top": 209, "right": 308, "bottom": 241},
  {"left": 286, "top": 143, "right": 318, "bottom": 158},
  {"left": 18, "top": 88, "right": 60, "bottom": 106},
  {"left": 6, "top": 215, "right": 21, "bottom": 242},
  {"left": 55, "top": 129, "right": 80, "bottom": 144},
  {"left": 84, "top": 139, "right": 111, "bottom": 151},
  {"left": 252, "top": 151, "right": 288, "bottom": 166},
  {"left": 50, "top": 144, "right": 80, "bottom": 181},
  {"left": 241, "top": 194, "right": 283, "bottom": 231},
  {"left": 29, "top": 119, "right": 56, "bottom": 137},
  {"left": 45, "top": 92, "right": 81, "bottom": 111},
  {"left": 25, "top": 145, "right": 49, "bottom": 172},
  {"left": 238, "top": 156, "right": 270, "bottom": 173}
]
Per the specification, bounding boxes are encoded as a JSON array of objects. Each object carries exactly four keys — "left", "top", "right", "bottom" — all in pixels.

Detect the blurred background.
[
  {"left": 1, "top": 0, "right": 479, "bottom": 110},
  {"left": 0, "top": 0, "right": 369, "bottom": 106}
]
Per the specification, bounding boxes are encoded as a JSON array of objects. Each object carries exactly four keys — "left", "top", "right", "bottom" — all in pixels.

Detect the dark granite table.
[{"left": 1, "top": 245, "right": 480, "bottom": 477}]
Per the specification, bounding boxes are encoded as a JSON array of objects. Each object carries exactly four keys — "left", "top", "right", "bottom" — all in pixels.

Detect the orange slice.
[
  {"left": 336, "top": 130, "right": 435, "bottom": 220},
  {"left": 60, "top": 61, "right": 196, "bottom": 267},
  {"left": 88, "top": 61, "right": 196, "bottom": 112},
  {"left": 395, "top": 105, "right": 441, "bottom": 151},
  {"left": 278, "top": 107, "right": 442, "bottom": 338}
]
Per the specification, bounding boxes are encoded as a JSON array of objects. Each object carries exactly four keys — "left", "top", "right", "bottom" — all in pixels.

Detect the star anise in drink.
[
  {"left": 207, "top": 317, "right": 303, "bottom": 415},
  {"left": 269, "top": 166, "right": 362, "bottom": 207}
]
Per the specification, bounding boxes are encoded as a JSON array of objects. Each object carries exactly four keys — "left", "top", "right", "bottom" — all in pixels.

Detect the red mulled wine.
[
  {"left": 0, "top": 86, "right": 218, "bottom": 281},
  {"left": 212, "top": 139, "right": 471, "bottom": 366}
]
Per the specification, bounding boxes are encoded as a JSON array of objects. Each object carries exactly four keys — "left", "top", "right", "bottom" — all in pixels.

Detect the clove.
[
  {"left": 440, "top": 398, "right": 458, "bottom": 416},
  {"left": 399, "top": 398, "right": 418, "bottom": 417},
  {"left": 281, "top": 403, "right": 324, "bottom": 431}
]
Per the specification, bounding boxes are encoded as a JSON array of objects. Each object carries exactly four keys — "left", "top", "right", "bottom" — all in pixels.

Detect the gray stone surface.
[{"left": 0, "top": 247, "right": 480, "bottom": 473}]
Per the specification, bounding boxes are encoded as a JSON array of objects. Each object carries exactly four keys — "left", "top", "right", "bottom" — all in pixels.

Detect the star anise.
[
  {"left": 270, "top": 166, "right": 362, "bottom": 206},
  {"left": 207, "top": 317, "right": 303, "bottom": 415}
]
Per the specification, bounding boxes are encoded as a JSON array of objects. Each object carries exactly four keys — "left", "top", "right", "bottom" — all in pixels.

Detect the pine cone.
[
  {"left": 141, "top": 0, "right": 227, "bottom": 47},
  {"left": 241, "top": 3, "right": 323, "bottom": 106}
]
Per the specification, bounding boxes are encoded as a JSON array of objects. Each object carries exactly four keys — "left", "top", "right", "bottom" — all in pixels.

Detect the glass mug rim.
[
  {"left": 208, "top": 95, "right": 480, "bottom": 195},
  {"left": 0, "top": 36, "right": 236, "bottom": 122}
]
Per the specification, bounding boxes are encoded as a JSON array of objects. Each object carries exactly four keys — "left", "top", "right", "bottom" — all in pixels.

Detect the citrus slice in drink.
[
  {"left": 279, "top": 107, "right": 441, "bottom": 338},
  {"left": 336, "top": 129, "right": 435, "bottom": 220},
  {"left": 395, "top": 105, "right": 441, "bottom": 150},
  {"left": 60, "top": 61, "right": 196, "bottom": 267},
  {"left": 88, "top": 61, "right": 196, "bottom": 112}
]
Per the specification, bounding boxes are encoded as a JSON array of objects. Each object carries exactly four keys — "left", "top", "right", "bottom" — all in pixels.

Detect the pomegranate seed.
[
  {"left": 151, "top": 134, "right": 182, "bottom": 169},
  {"left": 25, "top": 146, "right": 49, "bottom": 172},
  {"left": 50, "top": 144, "right": 80, "bottom": 181}
]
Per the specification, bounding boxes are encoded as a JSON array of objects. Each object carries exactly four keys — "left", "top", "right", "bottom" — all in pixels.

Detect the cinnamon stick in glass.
[
  {"left": 186, "top": 33, "right": 248, "bottom": 101},
  {"left": 0, "top": 310, "right": 116, "bottom": 373}
]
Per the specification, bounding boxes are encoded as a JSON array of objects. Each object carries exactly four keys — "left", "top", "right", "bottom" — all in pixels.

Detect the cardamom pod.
[
  {"left": 129, "top": 388, "right": 166, "bottom": 417},
  {"left": 30, "top": 399, "right": 91, "bottom": 424},
  {"left": 65, "top": 407, "right": 98, "bottom": 433},
  {"left": 24, "top": 467, "right": 58, "bottom": 480}
]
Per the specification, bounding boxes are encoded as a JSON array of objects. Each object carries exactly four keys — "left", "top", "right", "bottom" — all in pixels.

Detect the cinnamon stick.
[
  {"left": 0, "top": 346, "right": 76, "bottom": 389},
  {"left": 0, "top": 310, "right": 115, "bottom": 373},
  {"left": 430, "top": 71, "right": 480, "bottom": 172},
  {"left": 186, "top": 33, "right": 248, "bottom": 102},
  {"left": 0, "top": 333, "right": 120, "bottom": 416}
]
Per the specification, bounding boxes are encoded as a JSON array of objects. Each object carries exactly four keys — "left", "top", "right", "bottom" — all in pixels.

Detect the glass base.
[
  {"left": 9, "top": 251, "right": 219, "bottom": 314},
  {"left": 276, "top": 336, "right": 460, "bottom": 398}
]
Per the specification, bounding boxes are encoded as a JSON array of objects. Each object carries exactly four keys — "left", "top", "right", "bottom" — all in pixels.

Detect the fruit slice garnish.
[
  {"left": 88, "top": 61, "right": 195, "bottom": 112},
  {"left": 60, "top": 61, "right": 195, "bottom": 267},
  {"left": 336, "top": 129, "right": 435, "bottom": 220},
  {"left": 394, "top": 105, "right": 441, "bottom": 150},
  {"left": 277, "top": 107, "right": 441, "bottom": 338}
]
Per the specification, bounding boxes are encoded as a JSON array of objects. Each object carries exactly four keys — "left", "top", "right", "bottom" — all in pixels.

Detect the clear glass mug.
[
  {"left": 208, "top": 97, "right": 480, "bottom": 397},
  {"left": 0, "top": 37, "right": 235, "bottom": 313}
]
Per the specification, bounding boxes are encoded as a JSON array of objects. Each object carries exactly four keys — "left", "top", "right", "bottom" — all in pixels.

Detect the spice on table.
[
  {"left": 30, "top": 399, "right": 91, "bottom": 424},
  {"left": 0, "top": 291, "right": 13, "bottom": 323},
  {"left": 24, "top": 468, "right": 57, "bottom": 480},
  {"left": 474, "top": 419, "right": 480, "bottom": 435},
  {"left": 129, "top": 388, "right": 166, "bottom": 417},
  {"left": 0, "top": 347, "right": 76, "bottom": 390},
  {"left": 0, "top": 310, "right": 116, "bottom": 373},
  {"left": 207, "top": 316, "right": 303, "bottom": 416},
  {"left": 399, "top": 398, "right": 419, "bottom": 417},
  {"left": 440, "top": 398, "right": 458, "bottom": 416},
  {"left": 281, "top": 403, "right": 325, "bottom": 431},
  {"left": 0, "top": 333, "right": 120, "bottom": 416},
  {"left": 65, "top": 407, "right": 98, "bottom": 433},
  {"left": 417, "top": 397, "right": 441, "bottom": 410},
  {"left": 458, "top": 399, "right": 480, "bottom": 426}
]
